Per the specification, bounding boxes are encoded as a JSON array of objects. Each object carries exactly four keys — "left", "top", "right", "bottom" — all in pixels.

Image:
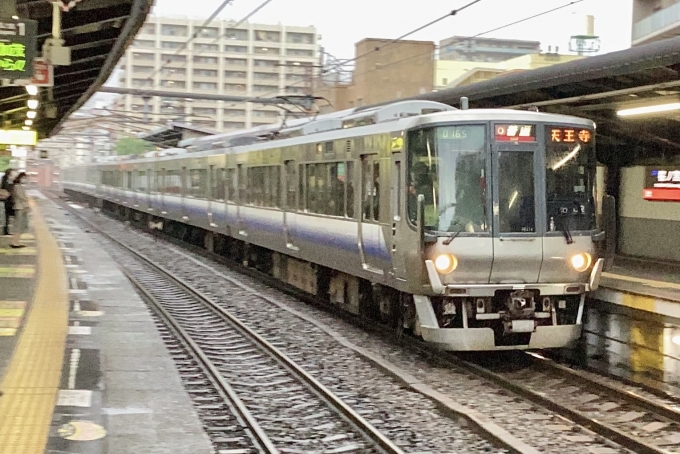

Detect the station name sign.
[
  {"left": 0, "top": 18, "right": 38, "bottom": 80},
  {"left": 643, "top": 167, "right": 680, "bottom": 202}
]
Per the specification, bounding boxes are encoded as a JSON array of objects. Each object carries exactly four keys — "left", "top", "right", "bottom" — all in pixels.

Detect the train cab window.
[
  {"left": 189, "top": 169, "right": 208, "bottom": 198},
  {"left": 407, "top": 125, "right": 488, "bottom": 233},
  {"left": 498, "top": 151, "right": 535, "bottom": 233}
]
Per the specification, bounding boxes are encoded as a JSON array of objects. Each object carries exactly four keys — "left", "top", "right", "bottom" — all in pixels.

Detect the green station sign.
[{"left": 0, "top": 18, "right": 37, "bottom": 80}]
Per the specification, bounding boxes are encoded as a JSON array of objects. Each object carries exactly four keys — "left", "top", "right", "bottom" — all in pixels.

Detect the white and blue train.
[{"left": 62, "top": 99, "right": 608, "bottom": 351}]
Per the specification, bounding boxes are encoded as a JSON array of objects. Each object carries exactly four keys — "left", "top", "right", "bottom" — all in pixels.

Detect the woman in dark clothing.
[{"left": 1, "top": 168, "right": 13, "bottom": 236}]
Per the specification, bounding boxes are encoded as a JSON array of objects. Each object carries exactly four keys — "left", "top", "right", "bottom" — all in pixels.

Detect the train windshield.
[
  {"left": 407, "top": 125, "right": 488, "bottom": 233},
  {"left": 545, "top": 126, "right": 596, "bottom": 232}
]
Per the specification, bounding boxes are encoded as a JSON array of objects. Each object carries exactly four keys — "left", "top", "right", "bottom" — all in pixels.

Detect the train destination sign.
[
  {"left": 548, "top": 127, "right": 592, "bottom": 144},
  {"left": 494, "top": 124, "right": 536, "bottom": 142},
  {"left": 643, "top": 167, "right": 680, "bottom": 202},
  {"left": 0, "top": 18, "right": 37, "bottom": 80}
]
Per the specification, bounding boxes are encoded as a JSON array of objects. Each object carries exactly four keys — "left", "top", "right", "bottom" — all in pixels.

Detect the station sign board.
[
  {"left": 0, "top": 129, "right": 37, "bottom": 146},
  {"left": 0, "top": 18, "right": 38, "bottom": 80},
  {"left": 643, "top": 166, "right": 680, "bottom": 202}
]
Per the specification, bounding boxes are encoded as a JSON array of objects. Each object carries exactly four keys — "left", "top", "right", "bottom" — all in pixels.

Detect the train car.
[{"left": 62, "top": 99, "right": 611, "bottom": 351}]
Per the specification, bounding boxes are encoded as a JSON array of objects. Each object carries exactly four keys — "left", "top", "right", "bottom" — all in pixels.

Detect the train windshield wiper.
[{"left": 442, "top": 221, "right": 467, "bottom": 245}]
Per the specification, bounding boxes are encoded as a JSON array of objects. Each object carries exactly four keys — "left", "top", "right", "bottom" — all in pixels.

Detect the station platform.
[
  {"left": 594, "top": 255, "right": 680, "bottom": 320},
  {"left": 0, "top": 192, "right": 212, "bottom": 454}
]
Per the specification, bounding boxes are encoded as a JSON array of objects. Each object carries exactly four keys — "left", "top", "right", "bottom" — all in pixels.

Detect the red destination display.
[{"left": 494, "top": 124, "right": 536, "bottom": 142}]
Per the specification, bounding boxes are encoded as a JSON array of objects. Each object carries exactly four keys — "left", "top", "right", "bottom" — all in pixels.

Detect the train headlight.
[
  {"left": 434, "top": 254, "right": 458, "bottom": 274},
  {"left": 570, "top": 252, "right": 592, "bottom": 272}
]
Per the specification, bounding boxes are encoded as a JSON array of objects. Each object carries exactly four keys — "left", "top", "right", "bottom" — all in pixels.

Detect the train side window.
[
  {"left": 218, "top": 168, "right": 226, "bottom": 201},
  {"left": 126, "top": 171, "right": 132, "bottom": 190},
  {"left": 306, "top": 164, "right": 316, "bottom": 213},
  {"left": 331, "top": 163, "right": 344, "bottom": 217},
  {"left": 263, "top": 167, "right": 271, "bottom": 207},
  {"left": 372, "top": 161, "right": 380, "bottom": 221},
  {"left": 346, "top": 161, "right": 355, "bottom": 218},
  {"left": 271, "top": 166, "right": 280, "bottom": 208},
  {"left": 238, "top": 165, "right": 247, "bottom": 203},
  {"left": 227, "top": 168, "right": 236, "bottom": 202},
  {"left": 166, "top": 170, "right": 181, "bottom": 194},
  {"left": 148, "top": 169, "right": 154, "bottom": 192},
  {"left": 189, "top": 169, "right": 207, "bottom": 198},
  {"left": 298, "top": 164, "right": 305, "bottom": 211}
]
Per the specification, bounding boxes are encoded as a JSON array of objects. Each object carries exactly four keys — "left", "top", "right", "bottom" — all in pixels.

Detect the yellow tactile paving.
[
  {"left": 603, "top": 271, "right": 680, "bottom": 291},
  {"left": 0, "top": 201, "right": 69, "bottom": 454}
]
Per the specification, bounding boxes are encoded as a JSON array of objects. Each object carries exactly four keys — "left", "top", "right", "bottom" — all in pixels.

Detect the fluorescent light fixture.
[
  {"left": 27, "top": 99, "right": 38, "bottom": 109},
  {"left": 25, "top": 119, "right": 33, "bottom": 126},
  {"left": 27, "top": 110, "right": 36, "bottom": 119},
  {"left": 26, "top": 85, "right": 38, "bottom": 96},
  {"left": 22, "top": 126, "right": 30, "bottom": 131},
  {"left": 617, "top": 102, "right": 680, "bottom": 117}
]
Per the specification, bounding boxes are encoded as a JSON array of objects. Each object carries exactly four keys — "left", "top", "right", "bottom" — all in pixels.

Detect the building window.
[
  {"left": 197, "top": 27, "right": 218, "bottom": 38},
  {"left": 224, "top": 45, "right": 247, "bottom": 53},
  {"left": 252, "top": 121, "right": 275, "bottom": 127},
  {"left": 131, "top": 78, "right": 153, "bottom": 87},
  {"left": 224, "top": 70, "right": 247, "bottom": 78},
  {"left": 223, "top": 121, "right": 245, "bottom": 129},
  {"left": 193, "top": 107, "right": 217, "bottom": 115},
  {"left": 286, "top": 48, "right": 314, "bottom": 57},
  {"left": 225, "top": 28, "right": 248, "bottom": 40},
  {"left": 253, "top": 84, "right": 278, "bottom": 92},
  {"left": 286, "top": 32, "right": 313, "bottom": 44},
  {"left": 162, "top": 67, "right": 186, "bottom": 76},
  {"left": 133, "top": 40, "right": 154, "bottom": 48},
  {"left": 193, "top": 82, "right": 217, "bottom": 91},
  {"left": 224, "top": 83, "right": 246, "bottom": 92},
  {"left": 224, "top": 109, "right": 246, "bottom": 117},
  {"left": 193, "top": 120, "right": 216, "bottom": 128},
  {"left": 254, "top": 59, "right": 278, "bottom": 67},
  {"left": 194, "top": 69, "right": 218, "bottom": 77},
  {"left": 224, "top": 58, "right": 247, "bottom": 66},
  {"left": 254, "top": 30, "right": 281, "bottom": 42},
  {"left": 132, "top": 65, "right": 154, "bottom": 73},
  {"left": 253, "top": 72, "right": 279, "bottom": 80},
  {"left": 254, "top": 47, "right": 279, "bottom": 55},
  {"left": 194, "top": 43, "right": 219, "bottom": 52},
  {"left": 193, "top": 56, "right": 218, "bottom": 64},
  {"left": 161, "top": 41, "right": 183, "bottom": 49},
  {"left": 161, "top": 24, "right": 188, "bottom": 37},
  {"left": 133, "top": 52, "right": 154, "bottom": 61},
  {"left": 161, "top": 80, "right": 186, "bottom": 88},
  {"left": 141, "top": 24, "right": 156, "bottom": 35},
  {"left": 253, "top": 110, "right": 279, "bottom": 118},
  {"left": 161, "top": 54, "right": 186, "bottom": 63}
]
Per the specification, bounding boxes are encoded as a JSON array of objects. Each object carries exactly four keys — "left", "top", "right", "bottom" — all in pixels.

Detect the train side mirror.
[
  {"left": 601, "top": 195, "right": 616, "bottom": 271},
  {"left": 416, "top": 194, "right": 437, "bottom": 256}
]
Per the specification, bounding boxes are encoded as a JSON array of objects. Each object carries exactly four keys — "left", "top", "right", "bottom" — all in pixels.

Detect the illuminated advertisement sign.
[
  {"left": 0, "top": 129, "right": 37, "bottom": 146},
  {"left": 644, "top": 167, "right": 680, "bottom": 202},
  {"left": 494, "top": 124, "right": 536, "bottom": 142},
  {"left": 0, "top": 18, "right": 37, "bottom": 80}
]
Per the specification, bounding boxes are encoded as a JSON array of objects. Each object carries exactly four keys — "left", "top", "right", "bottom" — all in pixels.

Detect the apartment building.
[
  {"left": 632, "top": 0, "right": 680, "bottom": 46},
  {"left": 116, "top": 17, "right": 320, "bottom": 131}
]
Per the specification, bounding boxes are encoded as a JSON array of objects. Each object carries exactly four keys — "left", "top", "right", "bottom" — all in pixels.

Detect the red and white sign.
[
  {"left": 643, "top": 188, "right": 680, "bottom": 202},
  {"left": 31, "top": 58, "right": 53, "bottom": 87}
]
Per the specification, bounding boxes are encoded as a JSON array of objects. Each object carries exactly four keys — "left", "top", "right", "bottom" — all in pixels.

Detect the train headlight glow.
[
  {"left": 434, "top": 254, "right": 458, "bottom": 274},
  {"left": 570, "top": 252, "right": 592, "bottom": 272}
]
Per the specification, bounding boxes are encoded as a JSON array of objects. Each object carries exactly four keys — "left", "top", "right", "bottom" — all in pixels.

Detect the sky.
[{"left": 150, "top": 0, "right": 634, "bottom": 59}]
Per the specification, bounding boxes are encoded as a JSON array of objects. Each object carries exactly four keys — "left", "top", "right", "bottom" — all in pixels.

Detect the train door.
[
  {"left": 359, "top": 154, "right": 384, "bottom": 274},
  {"left": 283, "top": 160, "right": 299, "bottom": 251},
  {"left": 236, "top": 164, "right": 247, "bottom": 236},
  {"left": 389, "top": 152, "right": 406, "bottom": 279},
  {"left": 489, "top": 143, "right": 542, "bottom": 283}
]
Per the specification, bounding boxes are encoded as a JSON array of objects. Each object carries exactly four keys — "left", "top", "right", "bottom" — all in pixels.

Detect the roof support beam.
[{"left": 98, "top": 87, "right": 292, "bottom": 105}]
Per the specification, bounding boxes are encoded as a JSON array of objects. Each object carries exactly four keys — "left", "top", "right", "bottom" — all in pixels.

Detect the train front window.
[
  {"left": 407, "top": 125, "right": 487, "bottom": 233},
  {"left": 545, "top": 126, "right": 596, "bottom": 232}
]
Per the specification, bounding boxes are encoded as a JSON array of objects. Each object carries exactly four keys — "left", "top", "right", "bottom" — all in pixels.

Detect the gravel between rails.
[{"left": 59, "top": 199, "right": 645, "bottom": 454}]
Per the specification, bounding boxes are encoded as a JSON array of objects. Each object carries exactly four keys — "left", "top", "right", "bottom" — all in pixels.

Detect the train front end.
[{"left": 403, "top": 112, "right": 605, "bottom": 350}]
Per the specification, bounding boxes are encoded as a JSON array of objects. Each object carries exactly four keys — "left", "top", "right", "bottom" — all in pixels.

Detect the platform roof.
[
  {"left": 382, "top": 36, "right": 680, "bottom": 165},
  {"left": 138, "top": 122, "right": 220, "bottom": 148},
  {"left": 1, "top": 0, "right": 153, "bottom": 139}
]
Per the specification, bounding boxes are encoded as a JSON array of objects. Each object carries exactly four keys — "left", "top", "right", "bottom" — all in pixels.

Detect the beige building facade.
[
  {"left": 632, "top": 0, "right": 680, "bottom": 45},
  {"left": 116, "top": 16, "right": 320, "bottom": 132}
]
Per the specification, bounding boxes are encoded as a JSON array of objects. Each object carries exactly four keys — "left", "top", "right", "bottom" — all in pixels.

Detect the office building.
[{"left": 632, "top": 0, "right": 680, "bottom": 46}]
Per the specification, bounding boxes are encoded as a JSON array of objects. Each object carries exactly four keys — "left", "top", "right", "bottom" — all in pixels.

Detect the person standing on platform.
[
  {"left": 9, "top": 172, "right": 29, "bottom": 249},
  {"left": 1, "top": 168, "right": 14, "bottom": 236}
]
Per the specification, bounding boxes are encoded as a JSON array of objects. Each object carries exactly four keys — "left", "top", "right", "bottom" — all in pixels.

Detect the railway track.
[
  {"left": 457, "top": 352, "right": 680, "bottom": 454},
  {"left": 107, "top": 228, "right": 403, "bottom": 454},
  {"left": 50, "top": 192, "right": 680, "bottom": 453}
]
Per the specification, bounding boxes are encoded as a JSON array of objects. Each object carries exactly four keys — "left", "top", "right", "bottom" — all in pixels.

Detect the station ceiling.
[
  {"left": 405, "top": 36, "right": 680, "bottom": 166},
  {"left": 1, "top": 0, "right": 152, "bottom": 139}
]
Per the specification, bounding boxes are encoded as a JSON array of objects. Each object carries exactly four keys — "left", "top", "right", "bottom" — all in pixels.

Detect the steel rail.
[{"left": 71, "top": 203, "right": 405, "bottom": 454}]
